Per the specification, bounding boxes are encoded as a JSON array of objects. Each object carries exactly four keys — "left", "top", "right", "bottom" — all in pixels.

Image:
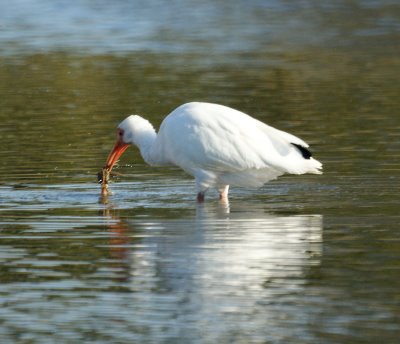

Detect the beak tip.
[{"left": 104, "top": 140, "right": 129, "bottom": 174}]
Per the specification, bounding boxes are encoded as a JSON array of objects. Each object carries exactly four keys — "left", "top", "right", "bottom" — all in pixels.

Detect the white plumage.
[{"left": 103, "top": 102, "right": 322, "bottom": 201}]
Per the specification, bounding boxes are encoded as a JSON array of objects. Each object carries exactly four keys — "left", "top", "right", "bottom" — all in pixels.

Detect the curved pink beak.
[{"left": 104, "top": 138, "right": 129, "bottom": 172}]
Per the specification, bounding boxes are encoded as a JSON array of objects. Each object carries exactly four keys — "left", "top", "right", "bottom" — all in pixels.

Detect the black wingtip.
[{"left": 291, "top": 143, "right": 312, "bottom": 159}]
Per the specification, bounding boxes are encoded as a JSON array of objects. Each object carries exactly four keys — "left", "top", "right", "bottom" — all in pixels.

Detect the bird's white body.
[{"left": 111, "top": 102, "right": 322, "bottom": 200}]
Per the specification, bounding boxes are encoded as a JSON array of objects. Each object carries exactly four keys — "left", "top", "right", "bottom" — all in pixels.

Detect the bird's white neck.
[
  {"left": 123, "top": 115, "right": 169, "bottom": 166},
  {"left": 134, "top": 128, "right": 158, "bottom": 165}
]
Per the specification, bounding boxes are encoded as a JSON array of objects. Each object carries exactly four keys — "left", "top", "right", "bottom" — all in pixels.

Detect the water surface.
[{"left": 0, "top": 1, "right": 400, "bottom": 343}]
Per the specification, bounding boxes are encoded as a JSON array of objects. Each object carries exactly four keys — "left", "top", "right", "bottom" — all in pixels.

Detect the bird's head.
[
  {"left": 103, "top": 116, "right": 137, "bottom": 172},
  {"left": 103, "top": 115, "right": 154, "bottom": 172}
]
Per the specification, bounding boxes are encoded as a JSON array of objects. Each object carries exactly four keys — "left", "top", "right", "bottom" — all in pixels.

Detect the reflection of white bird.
[
  {"left": 127, "top": 208, "right": 323, "bottom": 336},
  {"left": 103, "top": 102, "right": 322, "bottom": 201}
]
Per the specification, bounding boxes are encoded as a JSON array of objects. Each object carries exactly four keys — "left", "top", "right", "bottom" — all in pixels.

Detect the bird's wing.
[
  {"left": 200, "top": 114, "right": 303, "bottom": 172},
  {"left": 159, "top": 102, "right": 321, "bottom": 177}
]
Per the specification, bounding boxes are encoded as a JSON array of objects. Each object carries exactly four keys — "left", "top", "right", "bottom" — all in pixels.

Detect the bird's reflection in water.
[
  {"left": 98, "top": 197, "right": 323, "bottom": 336},
  {"left": 99, "top": 198, "right": 132, "bottom": 283},
  {"left": 151, "top": 203, "right": 322, "bottom": 296},
  {"left": 100, "top": 196, "right": 322, "bottom": 298}
]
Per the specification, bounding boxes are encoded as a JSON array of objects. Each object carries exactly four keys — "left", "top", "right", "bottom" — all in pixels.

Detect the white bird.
[{"left": 102, "top": 102, "right": 322, "bottom": 201}]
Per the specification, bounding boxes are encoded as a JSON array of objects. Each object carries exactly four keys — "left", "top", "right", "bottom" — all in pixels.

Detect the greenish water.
[{"left": 1, "top": 1, "right": 400, "bottom": 343}]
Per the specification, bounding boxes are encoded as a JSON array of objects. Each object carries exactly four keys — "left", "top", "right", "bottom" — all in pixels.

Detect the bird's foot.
[
  {"left": 219, "top": 193, "right": 229, "bottom": 204},
  {"left": 218, "top": 185, "right": 229, "bottom": 203}
]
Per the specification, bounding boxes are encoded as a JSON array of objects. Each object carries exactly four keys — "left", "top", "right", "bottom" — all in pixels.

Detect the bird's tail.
[{"left": 307, "top": 158, "right": 323, "bottom": 174}]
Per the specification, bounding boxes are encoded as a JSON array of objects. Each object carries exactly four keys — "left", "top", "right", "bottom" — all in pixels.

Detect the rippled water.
[{"left": 1, "top": 1, "right": 400, "bottom": 343}]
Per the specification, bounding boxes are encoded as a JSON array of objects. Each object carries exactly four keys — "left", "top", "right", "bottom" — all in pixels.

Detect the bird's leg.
[
  {"left": 197, "top": 192, "right": 205, "bottom": 203},
  {"left": 195, "top": 178, "right": 208, "bottom": 202},
  {"left": 218, "top": 185, "right": 229, "bottom": 202}
]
